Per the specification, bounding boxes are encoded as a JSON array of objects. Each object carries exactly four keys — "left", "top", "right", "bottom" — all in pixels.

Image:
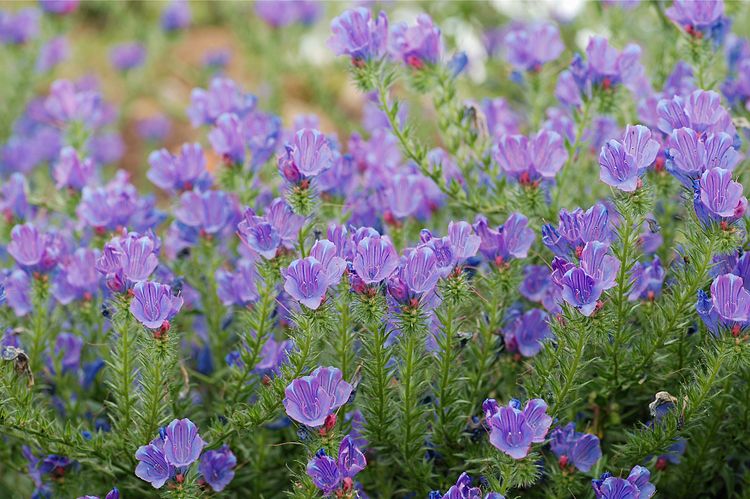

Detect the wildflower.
[
  {"left": 96, "top": 231, "right": 159, "bottom": 285},
  {"left": 0, "top": 8, "right": 40, "bottom": 45},
  {"left": 542, "top": 203, "right": 610, "bottom": 257},
  {"left": 199, "top": 445, "right": 236, "bottom": 492},
  {"left": 504, "top": 22, "right": 564, "bottom": 72},
  {"left": 236, "top": 210, "right": 281, "bottom": 259},
  {"left": 1, "top": 173, "right": 31, "bottom": 222},
  {"left": 503, "top": 309, "right": 552, "bottom": 357},
  {"left": 307, "top": 435, "right": 366, "bottom": 494},
  {"left": 53, "top": 147, "right": 96, "bottom": 190},
  {"left": 174, "top": 190, "right": 237, "bottom": 235},
  {"left": 474, "top": 213, "right": 535, "bottom": 264},
  {"left": 278, "top": 128, "right": 335, "bottom": 181},
  {"left": 592, "top": 465, "right": 655, "bottom": 498},
  {"left": 710, "top": 274, "right": 750, "bottom": 323},
  {"left": 52, "top": 248, "right": 101, "bottom": 304},
  {"left": 328, "top": 7, "right": 389, "bottom": 64},
  {"left": 162, "top": 418, "right": 205, "bottom": 467},
  {"left": 255, "top": 0, "right": 322, "bottom": 28},
  {"left": 695, "top": 167, "right": 747, "bottom": 224},
  {"left": 36, "top": 36, "right": 69, "bottom": 73},
  {"left": 7, "top": 223, "right": 64, "bottom": 271},
  {"left": 53, "top": 333, "right": 83, "bottom": 373},
  {"left": 161, "top": 0, "right": 191, "bottom": 32},
  {"left": 666, "top": 128, "right": 739, "bottom": 186},
  {"left": 666, "top": 0, "right": 727, "bottom": 44},
  {"left": 110, "top": 42, "right": 146, "bottom": 71},
  {"left": 390, "top": 14, "right": 442, "bottom": 68},
  {"left": 628, "top": 257, "right": 666, "bottom": 301},
  {"left": 39, "top": 0, "right": 79, "bottom": 15},
  {"left": 188, "top": 78, "right": 257, "bottom": 126},
  {"left": 129, "top": 281, "right": 183, "bottom": 329},
  {"left": 447, "top": 221, "right": 481, "bottom": 261},
  {"left": 147, "top": 143, "right": 210, "bottom": 193},
  {"left": 352, "top": 235, "right": 400, "bottom": 285},
  {"left": 283, "top": 366, "right": 353, "bottom": 427},
  {"left": 282, "top": 257, "right": 330, "bottom": 310},
  {"left": 494, "top": 129, "right": 568, "bottom": 182},
  {"left": 209, "top": 113, "right": 246, "bottom": 166},
  {"left": 436, "top": 471, "right": 505, "bottom": 498},
  {"left": 549, "top": 423, "right": 602, "bottom": 472},
  {"left": 401, "top": 246, "right": 441, "bottom": 296},
  {"left": 134, "top": 438, "right": 174, "bottom": 489},
  {"left": 485, "top": 398, "right": 551, "bottom": 459},
  {"left": 657, "top": 90, "right": 735, "bottom": 136},
  {"left": 216, "top": 259, "right": 259, "bottom": 306},
  {"left": 599, "top": 125, "right": 659, "bottom": 192},
  {"left": 310, "top": 239, "right": 347, "bottom": 285}
]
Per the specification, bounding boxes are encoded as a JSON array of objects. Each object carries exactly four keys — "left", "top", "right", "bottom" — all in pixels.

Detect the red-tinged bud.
[
  {"left": 83, "top": 291, "right": 93, "bottom": 302},
  {"left": 4, "top": 209, "right": 14, "bottom": 224},
  {"left": 655, "top": 457, "right": 668, "bottom": 471},
  {"left": 513, "top": 353, "right": 522, "bottom": 363},
  {"left": 262, "top": 374, "right": 271, "bottom": 385},
  {"left": 182, "top": 181, "right": 193, "bottom": 192},
  {"left": 383, "top": 211, "right": 399, "bottom": 227},
  {"left": 175, "top": 473, "right": 185, "bottom": 484},
  {"left": 127, "top": 288, "right": 135, "bottom": 298},
  {"left": 519, "top": 172, "right": 532, "bottom": 185},
  {"left": 409, "top": 297, "right": 420, "bottom": 309},
  {"left": 594, "top": 300, "right": 604, "bottom": 313},
  {"left": 654, "top": 156, "right": 665, "bottom": 173},
  {"left": 299, "top": 179, "right": 310, "bottom": 190},
  {"left": 94, "top": 226, "right": 107, "bottom": 236},
  {"left": 352, "top": 56, "right": 366, "bottom": 68},
  {"left": 324, "top": 413, "right": 337, "bottom": 432},
  {"left": 494, "top": 255, "right": 505, "bottom": 268},
  {"left": 602, "top": 77, "right": 612, "bottom": 90},
  {"left": 406, "top": 54, "right": 424, "bottom": 70},
  {"left": 720, "top": 221, "right": 729, "bottom": 231},
  {"left": 342, "top": 477, "right": 354, "bottom": 491},
  {"left": 647, "top": 290, "right": 655, "bottom": 302},
  {"left": 636, "top": 178, "right": 643, "bottom": 190},
  {"left": 558, "top": 455, "right": 569, "bottom": 468},
  {"left": 53, "top": 466, "right": 66, "bottom": 479},
  {"left": 222, "top": 153, "right": 234, "bottom": 167},
  {"left": 575, "top": 246, "right": 584, "bottom": 259},
  {"left": 732, "top": 324, "right": 741, "bottom": 337}
]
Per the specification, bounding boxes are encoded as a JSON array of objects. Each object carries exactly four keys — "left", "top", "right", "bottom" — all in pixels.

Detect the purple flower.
[
  {"left": 52, "top": 248, "right": 101, "bottom": 304},
  {"left": 628, "top": 257, "right": 666, "bottom": 301},
  {"left": 390, "top": 14, "right": 442, "bottom": 68},
  {"left": 36, "top": 36, "right": 68, "bottom": 73},
  {"left": 162, "top": 418, "right": 205, "bottom": 467},
  {"left": 448, "top": 221, "right": 481, "bottom": 261},
  {"left": 592, "top": 465, "right": 655, "bottom": 499},
  {"left": 543, "top": 203, "right": 610, "bottom": 257},
  {"left": 198, "top": 445, "right": 235, "bottom": 492},
  {"left": 53, "top": 147, "right": 96, "bottom": 190},
  {"left": 307, "top": 453, "right": 342, "bottom": 494},
  {"left": 503, "top": 309, "right": 552, "bottom": 357},
  {"left": 188, "top": 78, "right": 257, "bottom": 127},
  {"left": 599, "top": 125, "right": 659, "bottom": 192},
  {"left": 97, "top": 231, "right": 159, "bottom": 285},
  {"left": 283, "top": 257, "right": 329, "bottom": 310},
  {"left": 474, "top": 213, "right": 535, "bottom": 264},
  {"left": 39, "top": 0, "right": 79, "bottom": 15},
  {"left": 710, "top": 274, "right": 750, "bottom": 323},
  {"left": 209, "top": 113, "right": 246, "bottom": 166},
  {"left": 495, "top": 129, "right": 567, "bottom": 182},
  {"left": 666, "top": 0, "right": 725, "bottom": 37},
  {"left": 0, "top": 8, "right": 40, "bottom": 45},
  {"left": 54, "top": 332, "right": 83, "bottom": 373},
  {"left": 283, "top": 366, "right": 353, "bottom": 427},
  {"left": 337, "top": 434, "right": 366, "bottom": 478},
  {"left": 549, "top": 423, "right": 602, "bottom": 472},
  {"left": 135, "top": 438, "right": 174, "bottom": 489},
  {"left": 255, "top": 0, "right": 321, "bottom": 28},
  {"left": 5, "top": 269, "right": 32, "bottom": 316},
  {"left": 401, "top": 246, "right": 441, "bottom": 295},
  {"left": 1, "top": 173, "right": 31, "bottom": 221},
  {"left": 237, "top": 211, "right": 281, "bottom": 259},
  {"left": 279, "top": 128, "right": 334, "bottom": 179},
  {"left": 352, "top": 235, "right": 399, "bottom": 285},
  {"left": 328, "top": 8, "right": 389, "bottom": 63},
  {"left": 216, "top": 259, "right": 259, "bottom": 306},
  {"left": 147, "top": 143, "right": 209, "bottom": 193},
  {"left": 129, "top": 281, "right": 183, "bottom": 329},
  {"left": 310, "top": 239, "right": 347, "bottom": 286},
  {"left": 486, "top": 398, "right": 551, "bottom": 459},
  {"left": 137, "top": 115, "right": 171, "bottom": 142},
  {"left": 560, "top": 268, "right": 602, "bottom": 316},
  {"left": 109, "top": 42, "right": 146, "bottom": 71},
  {"left": 161, "top": 0, "right": 191, "bottom": 32},
  {"left": 505, "top": 23, "right": 564, "bottom": 71},
  {"left": 174, "top": 190, "right": 236, "bottom": 235},
  {"left": 8, "top": 223, "right": 63, "bottom": 271},
  {"left": 658, "top": 90, "right": 735, "bottom": 136},
  {"left": 696, "top": 167, "right": 747, "bottom": 223}
]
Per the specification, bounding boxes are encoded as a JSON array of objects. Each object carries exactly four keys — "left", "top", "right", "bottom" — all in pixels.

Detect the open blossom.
[
  {"left": 599, "top": 125, "right": 659, "bottom": 191},
  {"left": 504, "top": 22, "right": 564, "bottom": 71},
  {"left": 129, "top": 281, "right": 183, "bottom": 329},
  {"left": 147, "top": 142, "right": 210, "bottom": 193},
  {"left": 135, "top": 419, "right": 205, "bottom": 489},
  {"left": 352, "top": 234, "right": 399, "bottom": 285},
  {"left": 199, "top": 445, "right": 236, "bottom": 492},
  {"left": 710, "top": 274, "right": 750, "bottom": 323},
  {"left": 666, "top": 0, "right": 727, "bottom": 43},
  {"left": 549, "top": 423, "right": 602, "bottom": 472},
  {"left": 161, "top": 0, "right": 191, "bottom": 32},
  {"left": 657, "top": 90, "right": 735, "bottom": 136},
  {"left": 307, "top": 435, "right": 366, "bottom": 495},
  {"left": 554, "top": 242, "right": 620, "bottom": 316},
  {"left": 474, "top": 213, "right": 535, "bottom": 264},
  {"left": 216, "top": 259, "right": 259, "bottom": 306},
  {"left": 592, "top": 465, "right": 655, "bottom": 499},
  {"left": 7, "top": 223, "right": 64, "bottom": 271},
  {"left": 666, "top": 127, "right": 739, "bottom": 186},
  {"left": 52, "top": 248, "right": 101, "bottom": 304},
  {"left": 328, "top": 7, "right": 388, "bottom": 63},
  {"left": 53, "top": 146, "right": 96, "bottom": 190},
  {"left": 628, "top": 257, "right": 666, "bottom": 301},
  {"left": 503, "top": 309, "right": 552, "bottom": 357},
  {"left": 494, "top": 129, "right": 567, "bottom": 182},
  {"left": 485, "top": 398, "right": 551, "bottom": 459},
  {"left": 0, "top": 8, "right": 40, "bottom": 45},
  {"left": 110, "top": 42, "right": 146, "bottom": 71},
  {"left": 283, "top": 366, "right": 353, "bottom": 427},
  {"left": 39, "top": 0, "right": 79, "bottom": 15},
  {"left": 542, "top": 203, "right": 610, "bottom": 257},
  {"left": 174, "top": 189, "right": 237, "bottom": 235},
  {"left": 237, "top": 198, "right": 304, "bottom": 259},
  {"left": 188, "top": 77, "right": 257, "bottom": 126},
  {"left": 435, "top": 472, "right": 505, "bottom": 499},
  {"left": 695, "top": 167, "right": 747, "bottom": 224},
  {"left": 96, "top": 231, "right": 159, "bottom": 286},
  {"left": 390, "top": 14, "right": 442, "bottom": 68},
  {"left": 278, "top": 128, "right": 335, "bottom": 180},
  {"left": 282, "top": 257, "right": 331, "bottom": 310},
  {"left": 209, "top": 112, "right": 246, "bottom": 166}
]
